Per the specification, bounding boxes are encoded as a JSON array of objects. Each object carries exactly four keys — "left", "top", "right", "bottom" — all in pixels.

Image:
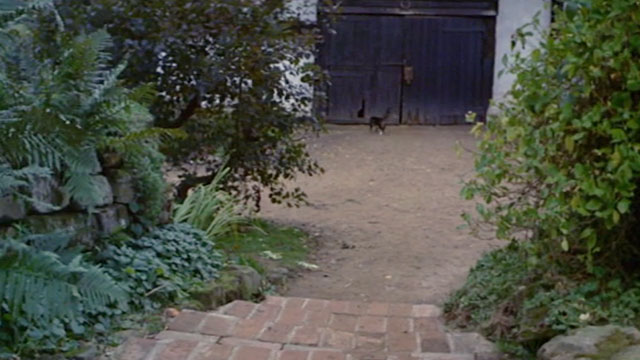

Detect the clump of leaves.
[
  {"left": 463, "top": 0, "right": 640, "bottom": 279},
  {"left": 0, "top": 231, "right": 128, "bottom": 358},
  {"left": 100, "top": 224, "right": 224, "bottom": 312},
  {"left": 173, "top": 167, "right": 247, "bottom": 240},
  {"left": 454, "top": 0, "right": 640, "bottom": 356},
  {"left": 121, "top": 145, "right": 169, "bottom": 232}
]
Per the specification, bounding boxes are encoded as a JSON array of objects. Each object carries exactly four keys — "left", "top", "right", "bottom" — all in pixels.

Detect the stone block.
[
  {"left": 0, "top": 195, "right": 27, "bottom": 224},
  {"left": 613, "top": 345, "right": 640, "bottom": 360},
  {"left": 86, "top": 150, "right": 103, "bottom": 174},
  {"left": 538, "top": 325, "right": 640, "bottom": 360},
  {"left": 71, "top": 175, "right": 113, "bottom": 210},
  {"left": 93, "top": 204, "right": 129, "bottom": 236},
  {"left": 29, "top": 176, "right": 70, "bottom": 214},
  {"left": 107, "top": 170, "right": 136, "bottom": 204},
  {"left": 228, "top": 264, "right": 264, "bottom": 297},
  {"left": 23, "top": 212, "right": 97, "bottom": 247}
]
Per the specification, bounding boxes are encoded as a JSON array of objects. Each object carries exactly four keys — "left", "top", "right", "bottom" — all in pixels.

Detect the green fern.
[
  {"left": 0, "top": 3, "right": 165, "bottom": 206},
  {"left": 0, "top": 233, "right": 129, "bottom": 356},
  {"left": 0, "top": 238, "right": 128, "bottom": 322}
]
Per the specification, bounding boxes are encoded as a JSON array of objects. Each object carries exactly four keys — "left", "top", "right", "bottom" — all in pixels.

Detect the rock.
[
  {"left": 93, "top": 205, "right": 129, "bottom": 236},
  {"left": 228, "top": 264, "right": 263, "bottom": 297},
  {"left": 24, "top": 212, "right": 97, "bottom": 247},
  {"left": 191, "top": 273, "right": 240, "bottom": 309},
  {"left": 71, "top": 175, "right": 114, "bottom": 210},
  {"left": 450, "top": 332, "right": 499, "bottom": 355},
  {"left": 267, "top": 267, "right": 290, "bottom": 287},
  {"left": 190, "top": 265, "right": 263, "bottom": 310},
  {"left": 164, "top": 308, "right": 180, "bottom": 318},
  {"left": 0, "top": 195, "right": 27, "bottom": 224},
  {"left": 71, "top": 342, "right": 98, "bottom": 360},
  {"left": 612, "top": 345, "right": 640, "bottom": 360},
  {"left": 538, "top": 325, "right": 640, "bottom": 360},
  {"left": 29, "top": 176, "right": 70, "bottom": 214},
  {"left": 107, "top": 170, "right": 136, "bottom": 204}
]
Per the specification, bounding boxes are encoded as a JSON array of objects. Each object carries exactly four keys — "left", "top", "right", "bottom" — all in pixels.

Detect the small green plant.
[
  {"left": 173, "top": 167, "right": 247, "bottom": 240},
  {"left": 121, "top": 146, "right": 168, "bottom": 232},
  {"left": 0, "top": 231, "right": 128, "bottom": 357},
  {"left": 100, "top": 224, "right": 224, "bottom": 312},
  {"left": 216, "top": 219, "right": 310, "bottom": 269}
]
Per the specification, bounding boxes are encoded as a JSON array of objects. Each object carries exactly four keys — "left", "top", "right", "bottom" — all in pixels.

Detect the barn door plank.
[
  {"left": 401, "top": 16, "right": 493, "bottom": 125},
  {"left": 323, "top": 15, "right": 403, "bottom": 124}
]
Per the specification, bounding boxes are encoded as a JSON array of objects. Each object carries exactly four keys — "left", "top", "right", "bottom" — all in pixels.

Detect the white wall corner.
[{"left": 491, "top": 0, "right": 552, "bottom": 111}]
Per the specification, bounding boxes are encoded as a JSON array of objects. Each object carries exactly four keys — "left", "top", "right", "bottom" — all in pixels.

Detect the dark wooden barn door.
[
  {"left": 403, "top": 17, "right": 494, "bottom": 124},
  {"left": 323, "top": 16, "right": 403, "bottom": 124},
  {"left": 320, "top": 3, "right": 495, "bottom": 125}
]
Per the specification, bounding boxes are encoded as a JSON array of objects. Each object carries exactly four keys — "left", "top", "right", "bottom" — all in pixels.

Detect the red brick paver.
[{"left": 116, "top": 297, "right": 499, "bottom": 360}]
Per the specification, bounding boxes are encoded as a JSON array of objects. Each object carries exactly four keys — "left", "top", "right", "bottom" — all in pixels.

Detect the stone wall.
[{"left": 0, "top": 151, "right": 139, "bottom": 246}]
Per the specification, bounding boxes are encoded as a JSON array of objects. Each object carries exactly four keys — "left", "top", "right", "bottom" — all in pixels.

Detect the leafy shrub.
[
  {"left": 463, "top": 0, "right": 640, "bottom": 270},
  {"left": 452, "top": 0, "right": 640, "bottom": 355},
  {"left": 57, "top": 0, "right": 327, "bottom": 208},
  {"left": 100, "top": 224, "right": 224, "bottom": 312},
  {"left": 0, "top": 231, "right": 128, "bottom": 357},
  {"left": 446, "top": 244, "right": 640, "bottom": 358},
  {"left": 173, "top": 167, "right": 246, "bottom": 240}
]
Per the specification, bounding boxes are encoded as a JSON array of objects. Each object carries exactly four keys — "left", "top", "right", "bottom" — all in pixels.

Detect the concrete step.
[{"left": 113, "top": 296, "right": 502, "bottom": 360}]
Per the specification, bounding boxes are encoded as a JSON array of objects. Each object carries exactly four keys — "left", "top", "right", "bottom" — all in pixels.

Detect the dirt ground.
[{"left": 260, "top": 125, "right": 502, "bottom": 305}]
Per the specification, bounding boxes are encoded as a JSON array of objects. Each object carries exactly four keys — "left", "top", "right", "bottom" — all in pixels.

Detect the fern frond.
[
  {"left": 0, "top": 237, "right": 128, "bottom": 324},
  {"left": 76, "top": 264, "right": 129, "bottom": 309},
  {"left": 1, "top": 240, "right": 78, "bottom": 320}
]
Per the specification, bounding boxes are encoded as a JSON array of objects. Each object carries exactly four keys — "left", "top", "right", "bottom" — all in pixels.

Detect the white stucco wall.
[{"left": 492, "top": 0, "right": 552, "bottom": 103}]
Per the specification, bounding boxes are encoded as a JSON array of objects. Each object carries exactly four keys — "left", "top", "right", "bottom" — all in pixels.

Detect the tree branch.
[{"left": 157, "top": 94, "right": 201, "bottom": 129}]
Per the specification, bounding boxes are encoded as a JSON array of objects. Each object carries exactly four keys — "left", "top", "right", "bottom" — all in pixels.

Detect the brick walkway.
[{"left": 115, "top": 296, "right": 500, "bottom": 360}]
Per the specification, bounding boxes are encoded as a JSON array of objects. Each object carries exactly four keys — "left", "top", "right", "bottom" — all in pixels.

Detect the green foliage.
[
  {"left": 121, "top": 146, "right": 168, "bottom": 231},
  {"left": 57, "top": 0, "right": 327, "bottom": 208},
  {"left": 0, "top": 164, "right": 51, "bottom": 197},
  {"left": 463, "top": 0, "right": 640, "bottom": 271},
  {"left": 100, "top": 224, "right": 224, "bottom": 312},
  {"left": 455, "top": 1, "right": 640, "bottom": 355},
  {"left": 0, "top": 231, "right": 128, "bottom": 357},
  {"left": 446, "top": 245, "right": 640, "bottom": 358},
  {"left": 173, "top": 167, "right": 246, "bottom": 240},
  {"left": 0, "top": 1, "right": 168, "bottom": 211},
  {"left": 216, "top": 219, "right": 309, "bottom": 269}
]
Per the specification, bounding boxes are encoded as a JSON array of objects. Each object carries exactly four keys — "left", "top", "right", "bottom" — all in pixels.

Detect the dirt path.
[{"left": 260, "top": 125, "right": 502, "bottom": 305}]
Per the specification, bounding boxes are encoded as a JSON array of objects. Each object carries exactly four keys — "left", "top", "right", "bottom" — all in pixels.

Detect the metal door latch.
[{"left": 403, "top": 65, "right": 414, "bottom": 85}]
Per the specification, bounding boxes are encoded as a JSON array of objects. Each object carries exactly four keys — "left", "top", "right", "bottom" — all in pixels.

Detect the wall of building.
[
  {"left": 492, "top": 0, "right": 552, "bottom": 104},
  {"left": 289, "top": 0, "right": 553, "bottom": 115}
]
